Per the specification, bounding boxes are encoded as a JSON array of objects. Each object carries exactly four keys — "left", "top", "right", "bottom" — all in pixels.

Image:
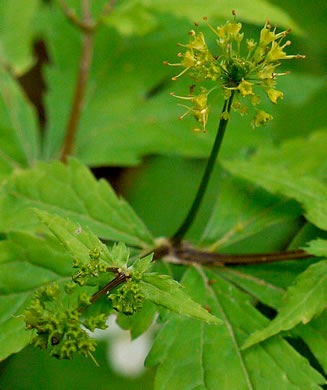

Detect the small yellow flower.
[
  {"left": 237, "top": 79, "right": 254, "bottom": 96},
  {"left": 247, "top": 39, "right": 257, "bottom": 52},
  {"left": 252, "top": 110, "right": 273, "bottom": 128},
  {"left": 259, "top": 22, "right": 276, "bottom": 46},
  {"left": 267, "top": 89, "right": 284, "bottom": 104},
  {"left": 182, "top": 50, "right": 196, "bottom": 68},
  {"left": 224, "top": 21, "right": 242, "bottom": 35},
  {"left": 217, "top": 26, "right": 225, "bottom": 38},
  {"left": 185, "top": 32, "right": 207, "bottom": 51},
  {"left": 266, "top": 40, "right": 295, "bottom": 61}
]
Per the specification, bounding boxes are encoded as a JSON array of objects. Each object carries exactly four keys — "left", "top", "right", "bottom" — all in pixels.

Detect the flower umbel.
[{"left": 165, "top": 12, "right": 305, "bottom": 130}]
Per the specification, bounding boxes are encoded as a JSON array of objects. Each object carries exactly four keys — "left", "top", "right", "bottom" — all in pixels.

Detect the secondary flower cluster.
[
  {"left": 23, "top": 247, "right": 148, "bottom": 361},
  {"left": 165, "top": 12, "right": 305, "bottom": 131},
  {"left": 24, "top": 282, "right": 107, "bottom": 361}
]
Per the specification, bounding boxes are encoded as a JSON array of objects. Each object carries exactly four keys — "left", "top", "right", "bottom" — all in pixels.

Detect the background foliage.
[{"left": 1, "top": 0, "right": 327, "bottom": 389}]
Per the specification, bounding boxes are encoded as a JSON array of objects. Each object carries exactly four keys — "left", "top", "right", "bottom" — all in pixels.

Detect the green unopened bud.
[
  {"left": 89, "top": 248, "right": 100, "bottom": 261},
  {"left": 78, "top": 291, "right": 92, "bottom": 307},
  {"left": 109, "top": 281, "right": 144, "bottom": 315}
]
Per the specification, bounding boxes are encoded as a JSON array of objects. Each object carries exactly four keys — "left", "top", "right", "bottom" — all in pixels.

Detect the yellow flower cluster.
[{"left": 165, "top": 12, "right": 305, "bottom": 130}]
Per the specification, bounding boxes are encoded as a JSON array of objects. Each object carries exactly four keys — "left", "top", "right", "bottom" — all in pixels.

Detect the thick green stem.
[{"left": 172, "top": 91, "right": 235, "bottom": 245}]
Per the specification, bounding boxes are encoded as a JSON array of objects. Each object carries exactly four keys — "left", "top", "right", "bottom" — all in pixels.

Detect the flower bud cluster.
[
  {"left": 165, "top": 12, "right": 305, "bottom": 130},
  {"left": 72, "top": 248, "right": 108, "bottom": 286},
  {"left": 109, "top": 281, "right": 144, "bottom": 315},
  {"left": 24, "top": 282, "right": 106, "bottom": 361},
  {"left": 24, "top": 247, "right": 151, "bottom": 362}
]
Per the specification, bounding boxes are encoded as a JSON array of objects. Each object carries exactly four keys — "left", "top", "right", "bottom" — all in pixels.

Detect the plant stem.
[
  {"left": 90, "top": 271, "right": 128, "bottom": 305},
  {"left": 173, "top": 247, "right": 313, "bottom": 265},
  {"left": 60, "top": 0, "right": 94, "bottom": 163},
  {"left": 153, "top": 243, "right": 313, "bottom": 266},
  {"left": 172, "top": 91, "right": 235, "bottom": 245}
]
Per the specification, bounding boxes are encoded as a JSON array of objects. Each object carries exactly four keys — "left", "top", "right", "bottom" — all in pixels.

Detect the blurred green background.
[{"left": 0, "top": 0, "right": 326, "bottom": 388}]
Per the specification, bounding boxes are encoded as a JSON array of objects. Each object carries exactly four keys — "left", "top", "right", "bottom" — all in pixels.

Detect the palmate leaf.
[
  {"left": 0, "top": 159, "right": 153, "bottom": 248},
  {"left": 146, "top": 266, "right": 324, "bottom": 390},
  {"left": 0, "top": 232, "right": 72, "bottom": 360},
  {"left": 0, "top": 68, "right": 40, "bottom": 181},
  {"left": 242, "top": 260, "right": 327, "bottom": 349}
]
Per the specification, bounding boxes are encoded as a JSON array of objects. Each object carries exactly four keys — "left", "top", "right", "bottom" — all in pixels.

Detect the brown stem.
[
  {"left": 90, "top": 272, "right": 128, "bottom": 305},
  {"left": 60, "top": 0, "right": 94, "bottom": 163},
  {"left": 153, "top": 243, "right": 313, "bottom": 266}
]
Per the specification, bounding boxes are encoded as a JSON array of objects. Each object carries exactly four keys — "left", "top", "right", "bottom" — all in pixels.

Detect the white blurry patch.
[{"left": 94, "top": 315, "right": 153, "bottom": 377}]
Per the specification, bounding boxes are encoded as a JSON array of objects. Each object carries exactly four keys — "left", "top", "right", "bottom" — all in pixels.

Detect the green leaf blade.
[
  {"left": 147, "top": 266, "right": 324, "bottom": 390},
  {"left": 140, "top": 272, "right": 221, "bottom": 325},
  {"left": 225, "top": 157, "right": 327, "bottom": 232},
  {"left": 243, "top": 260, "right": 327, "bottom": 349},
  {"left": 0, "top": 159, "right": 153, "bottom": 247},
  {"left": 34, "top": 209, "right": 117, "bottom": 267}
]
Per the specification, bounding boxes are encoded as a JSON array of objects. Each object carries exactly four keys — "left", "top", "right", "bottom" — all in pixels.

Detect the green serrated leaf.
[
  {"left": 225, "top": 153, "right": 327, "bottom": 232},
  {"left": 146, "top": 266, "right": 324, "bottom": 390},
  {"left": 140, "top": 272, "right": 221, "bottom": 325},
  {"left": 0, "top": 232, "right": 72, "bottom": 360},
  {"left": 243, "top": 260, "right": 327, "bottom": 349},
  {"left": 133, "top": 254, "right": 154, "bottom": 274},
  {"left": 0, "top": 159, "right": 153, "bottom": 247},
  {"left": 292, "top": 310, "right": 327, "bottom": 373},
  {"left": 110, "top": 242, "right": 130, "bottom": 268},
  {"left": 34, "top": 209, "right": 117, "bottom": 267}
]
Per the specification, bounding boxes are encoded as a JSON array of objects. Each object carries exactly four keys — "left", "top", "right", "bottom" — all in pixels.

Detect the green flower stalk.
[
  {"left": 165, "top": 12, "right": 305, "bottom": 131},
  {"left": 169, "top": 11, "right": 305, "bottom": 244}
]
